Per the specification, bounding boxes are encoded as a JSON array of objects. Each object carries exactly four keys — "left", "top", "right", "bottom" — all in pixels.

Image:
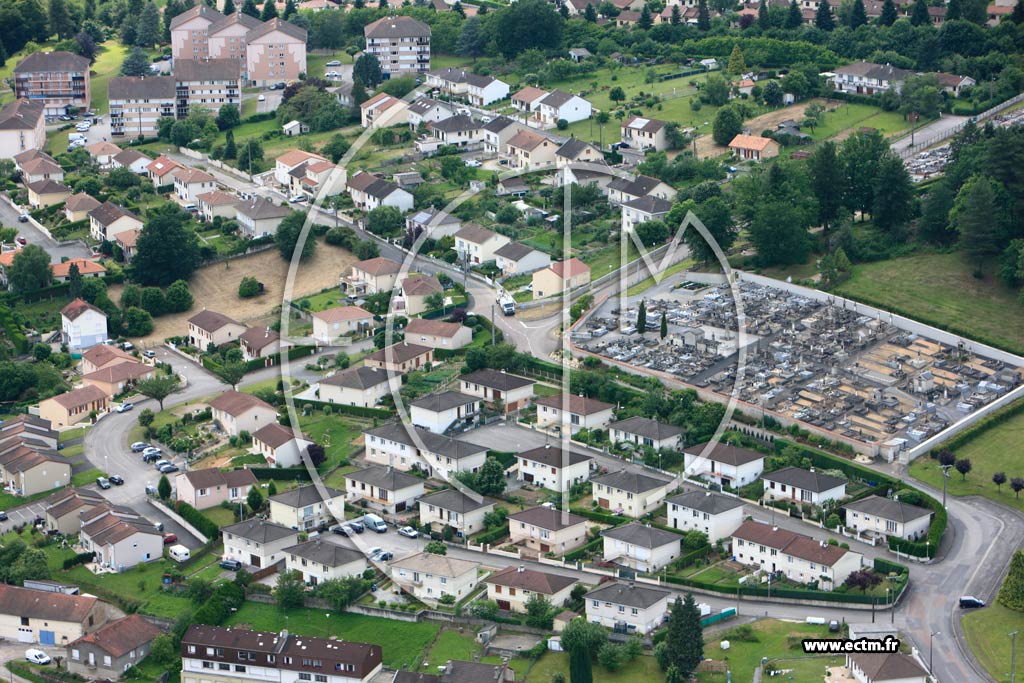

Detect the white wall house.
[
  {"left": 508, "top": 506, "right": 590, "bottom": 555},
  {"left": 61, "top": 299, "right": 107, "bottom": 351},
  {"left": 485, "top": 566, "right": 577, "bottom": 614},
  {"left": 317, "top": 366, "right": 400, "bottom": 408},
  {"left": 362, "top": 423, "right": 488, "bottom": 478},
  {"left": 389, "top": 552, "right": 480, "bottom": 604},
  {"left": 683, "top": 443, "right": 765, "bottom": 488},
  {"left": 459, "top": 369, "right": 535, "bottom": 413},
  {"left": 418, "top": 488, "right": 494, "bottom": 536},
  {"left": 209, "top": 390, "right": 278, "bottom": 437},
  {"left": 268, "top": 484, "right": 345, "bottom": 531},
  {"left": 516, "top": 445, "right": 592, "bottom": 492},
  {"left": 284, "top": 540, "right": 367, "bottom": 586},
  {"left": 591, "top": 470, "right": 675, "bottom": 518},
  {"left": 601, "top": 522, "right": 681, "bottom": 572},
  {"left": 842, "top": 495, "right": 933, "bottom": 542},
  {"left": 762, "top": 467, "right": 847, "bottom": 506},
  {"left": 534, "top": 395, "right": 613, "bottom": 435},
  {"left": 250, "top": 423, "right": 313, "bottom": 468},
  {"left": 344, "top": 465, "right": 424, "bottom": 514},
  {"left": 666, "top": 490, "right": 746, "bottom": 542},
  {"left": 221, "top": 519, "right": 299, "bottom": 569},
  {"left": 609, "top": 416, "right": 684, "bottom": 452},
  {"left": 585, "top": 582, "right": 672, "bottom": 635},
  {"left": 410, "top": 391, "right": 480, "bottom": 434},
  {"left": 731, "top": 520, "right": 863, "bottom": 591},
  {"left": 453, "top": 224, "right": 511, "bottom": 265},
  {"left": 537, "top": 89, "right": 592, "bottom": 125}
]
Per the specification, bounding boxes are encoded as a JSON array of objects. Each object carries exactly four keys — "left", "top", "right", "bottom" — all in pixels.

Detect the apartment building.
[
  {"left": 170, "top": 6, "right": 223, "bottom": 60},
  {"left": 13, "top": 51, "right": 91, "bottom": 116},
  {"left": 174, "top": 59, "right": 243, "bottom": 117},
  {"left": 246, "top": 19, "right": 308, "bottom": 87},
  {"left": 108, "top": 77, "right": 175, "bottom": 139},
  {"left": 364, "top": 16, "right": 431, "bottom": 78},
  {"left": 181, "top": 625, "right": 383, "bottom": 683},
  {"left": 0, "top": 99, "right": 46, "bottom": 159},
  {"left": 208, "top": 12, "right": 262, "bottom": 63},
  {"left": 731, "top": 520, "right": 863, "bottom": 591}
]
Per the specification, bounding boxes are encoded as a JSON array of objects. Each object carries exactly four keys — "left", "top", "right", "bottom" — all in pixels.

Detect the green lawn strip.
[
  {"left": 65, "top": 559, "right": 193, "bottom": 618},
  {"left": 86, "top": 41, "right": 130, "bottom": 115},
  {"left": 226, "top": 603, "right": 440, "bottom": 670},
  {"left": 0, "top": 487, "right": 62, "bottom": 515},
  {"left": 833, "top": 251, "right": 1024, "bottom": 356},
  {"left": 298, "top": 412, "right": 368, "bottom": 470},
  {"left": 526, "top": 652, "right": 663, "bottom": 683},
  {"left": 61, "top": 443, "right": 85, "bottom": 458},
  {"left": 962, "top": 602, "right": 1023, "bottom": 683},
  {"left": 59, "top": 426, "right": 89, "bottom": 443},
  {"left": 71, "top": 467, "right": 108, "bottom": 487},
  {"left": 418, "top": 628, "right": 483, "bottom": 672},
  {"left": 322, "top": 464, "right": 358, "bottom": 489},
  {"left": 625, "top": 257, "right": 695, "bottom": 297},
  {"left": 202, "top": 505, "right": 237, "bottom": 528}
]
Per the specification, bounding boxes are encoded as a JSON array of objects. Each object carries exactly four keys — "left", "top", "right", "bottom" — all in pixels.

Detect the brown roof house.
[
  {"left": 61, "top": 298, "right": 108, "bottom": 351},
  {"left": 67, "top": 613, "right": 163, "bottom": 679},
  {"left": 44, "top": 487, "right": 106, "bottom": 535},
  {"left": 532, "top": 258, "right": 590, "bottom": 300},
  {"left": 534, "top": 394, "right": 613, "bottom": 435},
  {"left": 342, "top": 256, "right": 402, "bottom": 296},
  {"left": 80, "top": 345, "right": 135, "bottom": 375},
  {"left": 485, "top": 565, "right": 578, "bottom": 614},
  {"left": 0, "top": 99, "right": 45, "bottom": 161},
  {"left": 396, "top": 274, "right": 443, "bottom": 316},
  {"left": 364, "top": 342, "right": 433, "bottom": 374},
  {"left": 509, "top": 506, "right": 589, "bottom": 554},
  {"left": 234, "top": 197, "right": 293, "bottom": 239},
  {"left": 79, "top": 507, "right": 164, "bottom": 570},
  {"left": 728, "top": 133, "right": 780, "bottom": 162},
  {"left": 250, "top": 423, "right": 313, "bottom": 468},
  {"left": 310, "top": 305, "right": 374, "bottom": 346},
  {"left": 731, "top": 519, "right": 863, "bottom": 591},
  {"left": 82, "top": 360, "right": 155, "bottom": 399},
  {"left": 239, "top": 326, "right": 284, "bottom": 363},
  {"left": 175, "top": 467, "right": 258, "bottom": 510},
  {"left": 27, "top": 178, "right": 71, "bottom": 208},
  {"left": 38, "top": 385, "right": 110, "bottom": 427},
  {"left": 209, "top": 390, "right": 278, "bottom": 437},
  {"left": 64, "top": 193, "right": 101, "bottom": 222},
  {"left": 88, "top": 202, "right": 143, "bottom": 242},
  {"left": 0, "top": 443, "right": 71, "bottom": 497},
  {"left": 403, "top": 318, "right": 473, "bottom": 350},
  {"left": 187, "top": 309, "right": 246, "bottom": 349},
  {"left": 316, "top": 365, "right": 400, "bottom": 408},
  {"left": 0, "top": 584, "right": 116, "bottom": 646}
]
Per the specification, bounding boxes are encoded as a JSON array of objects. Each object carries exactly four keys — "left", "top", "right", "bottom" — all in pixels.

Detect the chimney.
[
  {"left": 518, "top": 565, "right": 525, "bottom": 572},
  {"left": 772, "top": 525, "right": 778, "bottom": 532}
]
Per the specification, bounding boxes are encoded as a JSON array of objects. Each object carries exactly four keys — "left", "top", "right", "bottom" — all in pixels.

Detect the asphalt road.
[{"left": 0, "top": 196, "right": 91, "bottom": 263}]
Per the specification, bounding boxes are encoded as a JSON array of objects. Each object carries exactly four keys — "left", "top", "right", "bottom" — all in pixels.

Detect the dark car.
[
  {"left": 159, "top": 463, "right": 180, "bottom": 474},
  {"left": 0, "top": 511, "right": 8, "bottom": 521},
  {"left": 143, "top": 452, "right": 162, "bottom": 463},
  {"left": 332, "top": 524, "right": 354, "bottom": 536},
  {"left": 960, "top": 596, "right": 986, "bottom": 608},
  {"left": 219, "top": 559, "right": 242, "bottom": 571},
  {"left": 348, "top": 521, "right": 365, "bottom": 533},
  {"left": 109, "top": 475, "right": 124, "bottom": 485}
]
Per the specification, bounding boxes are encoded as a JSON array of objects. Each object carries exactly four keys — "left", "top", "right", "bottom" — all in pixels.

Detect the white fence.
[{"left": 896, "top": 91, "right": 1024, "bottom": 159}]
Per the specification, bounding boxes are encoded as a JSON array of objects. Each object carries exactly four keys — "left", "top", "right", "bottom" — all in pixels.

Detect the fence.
[{"left": 896, "top": 91, "right": 1024, "bottom": 159}]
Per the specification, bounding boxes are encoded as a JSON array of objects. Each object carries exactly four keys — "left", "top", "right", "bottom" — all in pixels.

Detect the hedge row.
[
  {"left": 247, "top": 466, "right": 314, "bottom": 481},
  {"left": 565, "top": 535, "right": 604, "bottom": 562},
  {"left": 873, "top": 557, "right": 909, "bottom": 577},
  {"left": 487, "top": 450, "right": 517, "bottom": 469},
  {"left": 176, "top": 500, "right": 221, "bottom": 539},
  {"left": 935, "top": 397, "right": 1024, "bottom": 455},
  {"left": 63, "top": 551, "right": 95, "bottom": 570},
  {"left": 0, "top": 304, "right": 28, "bottom": 354},
  {"left": 475, "top": 522, "right": 509, "bottom": 546},
  {"left": 661, "top": 573, "right": 888, "bottom": 604},
  {"left": 291, "top": 397, "right": 392, "bottom": 420}
]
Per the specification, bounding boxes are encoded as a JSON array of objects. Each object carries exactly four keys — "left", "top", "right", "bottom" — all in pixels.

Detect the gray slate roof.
[
  {"left": 602, "top": 522, "right": 682, "bottom": 549},
  {"left": 321, "top": 366, "right": 392, "bottom": 390},
  {"left": 364, "top": 423, "right": 488, "bottom": 461},
  {"left": 173, "top": 59, "right": 242, "bottom": 82},
  {"left": 460, "top": 368, "right": 533, "bottom": 391},
  {"left": 763, "top": 466, "right": 846, "bottom": 493},
  {"left": 418, "top": 488, "right": 493, "bottom": 513},
  {"left": 842, "top": 495, "right": 932, "bottom": 523},
  {"left": 283, "top": 540, "right": 365, "bottom": 568},
  {"left": 222, "top": 519, "right": 296, "bottom": 543},
  {"left": 268, "top": 484, "right": 344, "bottom": 508},
  {"left": 592, "top": 469, "right": 673, "bottom": 494},
  {"left": 516, "top": 444, "right": 592, "bottom": 468},
  {"left": 410, "top": 391, "right": 478, "bottom": 413},
  {"left": 682, "top": 443, "right": 764, "bottom": 466},
  {"left": 346, "top": 465, "right": 422, "bottom": 491},
  {"left": 665, "top": 490, "right": 745, "bottom": 515},
  {"left": 586, "top": 581, "right": 670, "bottom": 608},
  {"left": 609, "top": 416, "right": 684, "bottom": 442},
  {"left": 108, "top": 76, "right": 175, "bottom": 101}
]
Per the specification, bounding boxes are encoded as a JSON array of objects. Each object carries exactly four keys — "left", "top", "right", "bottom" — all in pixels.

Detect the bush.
[
  {"left": 175, "top": 501, "right": 221, "bottom": 539},
  {"left": 238, "top": 276, "right": 261, "bottom": 298},
  {"left": 63, "top": 551, "right": 95, "bottom": 570}
]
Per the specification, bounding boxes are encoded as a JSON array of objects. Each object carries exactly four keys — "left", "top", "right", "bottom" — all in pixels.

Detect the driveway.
[{"left": 0, "top": 197, "right": 91, "bottom": 263}]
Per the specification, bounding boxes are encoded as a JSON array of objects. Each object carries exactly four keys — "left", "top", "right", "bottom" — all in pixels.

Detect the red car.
[{"left": 163, "top": 533, "right": 177, "bottom": 544}]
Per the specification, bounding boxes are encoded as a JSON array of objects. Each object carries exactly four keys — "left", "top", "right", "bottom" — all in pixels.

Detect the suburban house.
[
  {"left": 19, "top": 153, "right": 63, "bottom": 183},
  {"left": 426, "top": 67, "right": 509, "bottom": 106},
  {"left": 602, "top": 522, "right": 682, "bottom": 571},
  {"left": 534, "top": 394, "right": 613, "bottom": 434},
  {"left": 52, "top": 258, "right": 105, "bottom": 284},
  {"left": 363, "top": 16, "right": 431, "bottom": 78},
  {"left": 507, "top": 129, "right": 561, "bottom": 169},
  {"left": 418, "top": 488, "right": 494, "bottom": 536},
  {"left": 364, "top": 342, "right": 433, "bottom": 374},
  {"left": 187, "top": 309, "right": 246, "bottom": 349},
  {"left": 79, "top": 507, "right": 164, "bottom": 570},
  {"left": 196, "top": 190, "right": 240, "bottom": 222},
  {"left": 607, "top": 174, "right": 677, "bottom": 206},
  {"left": 591, "top": 470, "right": 675, "bottom": 518},
  {"left": 180, "top": 625, "right": 382, "bottom": 683},
  {"left": 0, "top": 584, "right": 112, "bottom": 645},
  {"left": 728, "top": 134, "right": 780, "bottom": 162},
  {"left": 274, "top": 149, "right": 327, "bottom": 186},
  {"left": 66, "top": 614, "right": 161, "bottom": 679},
  {"left": 360, "top": 92, "right": 410, "bottom": 129},
  {"left": 250, "top": 423, "right": 313, "bottom": 468},
  {"left": 509, "top": 506, "right": 589, "bottom": 554},
  {"left": 64, "top": 193, "right": 101, "bottom": 222},
  {"left": 234, "top": 198, "right": 293, "bottom": 238},
  {"left": 407, "top": 97, "right": 457, "bottom": 129},
  {"left": 406, "top": 207, "right": 462, "bottom": 240},
  {"left": 621, "top": 115, "right": 671, "bottom": 150},
  {"left": 239, "top": 327, "right": 283, "bottom": 363},
  {"left": 410, "top": 391, "right": 480, "bottom": 434},
  {"left": 459, "top": 369, "right": 534, "bottom": 413},
  {"left": 115, "top": 230, "right": 141, "bottom": 263},
  {"left": 81, "top": 360, "right": 155, "bottom": 398},
  {"left": 173, "top": 167, "right": 217, "bottom": 203},
  {"left": 38, "top": 385, "right": 109, "bottom": 427},
  {"left": 845, "top": 652, "right": 929, "bottom": 683},
  {"left": 268, "top": 484, "right": 345, "bottom": 531},
  {"left": 532, "top": 258, "right": 591, "bottom": 300},
  {"left": 390, "top": 552, "right": 480, "bottom": 604},
  {"left": 0, "top": 99, "right": 45, "bottom": 160},
  {"left": 396, "top": 274, "right": 443, "bottom": 316},
  {"left": 107, "top": 76, "right": 175, "bottom": 138},
  {"left": 585, "top": 582, "right": 672, "bottom": 634},
  {"left": 555, "top": 138, "right": 603, "bottom": 168},
  {"left": 146, "top": 156, "right": 184, "bottom": 188},
  {"left": 486, "top": 566, "right": 577, "bottom": 614},
  {"left": 311, "top": 305, "right": 374, "bottom": 345},
  {"left": 416, "top": 116, "right": 483, "bottom": 154},
  {"left": 516, "top": 444, "right": 592, "bottom": 492},
  {"left": 61, "top": 299, "right": 108, "bottom": 351},
  {"left": 284, "top": 540, "right": 367, "bottom": 585},
  {"left": 621, "top": 195, "right": 673, "bottom": 234},
  {"left": 537, "top": 89, "right": 592, "bottom": 125},
  {"left": 666, "top": 490, "right": 745, "bottom": 542},
  {"left": 609, "top": 416, "right": 684, "bottom": 451},
  {"left": 45, "top": 487, "right": 106, "bottom": 535},
  {"left": 482, "top": 116, "right": 533, "bottom": 155},
  {"left": 85, "top": 141, "right": 121, "bottom": 167},
  {"left": 732, "top": 520, "right": 863, "bottom": 590},
  {"left": 683, "top": 443, "right": 765, "bottom": 488},
  {"left": 394, "top": 662, "right": 513, "bottom": 683},
  {"left": 343, "top": 257, "right": 402, "bottom": 295},
  {"left": 0, "top": 444, "right": 71, "bottom": 497},
  {"left": 494, "top": 242, "right": 551, "bottom": 277},
  {"left": 111, "top": 149, "right": 152, "bottom": 174},
  {"left": 363, "top": 422, "right": 488, "bottom": 477},
  {"left": 80, "top": 345, "right": 134, "bottom": 375},
  {"left": 829, "top": 61, "right": 915, "bottom": 95},
  {"left": 222, "top": 519, "right": 298, "bottom": 569},
  {"left": 403, "top": 318, "right": 473, "bottom": 350},
  {"left": 209, "top": 390, "right": 278, "bottom": 437},
  {"left": 316, "top": 365, "right": 400, "bottom": 408},
  {"left": 27, "top": 179, "right": 71, "bottom": 208},
  {"left": 842, "top": 495, "right": 933, "bottom": 542},
  {"left": 454, "top": 224, "right": 511, "bottom": 265},
  {"left": 344, "top": 465, "right": 425, "bottom": 514},
  {"left": 512, "top": 86, "right": 548, "bottom": 113},
  {"left": 176, "top": 468, "right": 257, "bottom": 511},
  {"left": 762, "top": 467, "right": 847, "bottom": 505},
  {"left": 346, "top": 171, "right": 414, "bottom": 212},
  {"left": 13, "top": 51, "right": 91, "bottom": 116}
]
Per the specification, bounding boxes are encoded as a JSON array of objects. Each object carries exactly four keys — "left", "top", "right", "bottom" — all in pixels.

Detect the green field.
[
  {"left": 526, "top": 652, "right": 663, "bottom": 683},
  {"left": 962, "top": 602, "right": 1023, "bottom": 683},
  {"left": 909, "top": 405, "right": 1024, "bottom": 512},
  {"left": 226, "top": 603, "right": 440, "bottom": 669},
  {"left": 834, "top": 251, "right": 1024, "bottom": 356},
  {"left": 64, "top": 559, "right": 194, "bottom": 618},
  {"left": 808, "top": 101, "right": 910, "bottom": 140}
]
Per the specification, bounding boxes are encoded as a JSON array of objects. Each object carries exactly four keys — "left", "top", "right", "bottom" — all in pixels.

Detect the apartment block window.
[
  {"left": 202, "top": 662, "right": 213, "bottom": 670},
  {"left": 299, "top": 674, "right": 312, "bottom": 681}
]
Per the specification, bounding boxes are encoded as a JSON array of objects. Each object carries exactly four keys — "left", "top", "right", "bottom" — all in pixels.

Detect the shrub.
[{"left": 238, "top": 276, "right": 261, "bottom": 298}]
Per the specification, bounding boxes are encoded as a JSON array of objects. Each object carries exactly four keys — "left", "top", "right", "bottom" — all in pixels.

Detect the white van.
[
  {"left": 168, "top": 544, "right": 191, "bottom": 562},
  {"left": 363, "top": 514, "right": 387, "bottom": 533}
]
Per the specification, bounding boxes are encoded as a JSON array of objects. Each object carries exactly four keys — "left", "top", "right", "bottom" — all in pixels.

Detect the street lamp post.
[
  {"left": 940, "top": 464, "right": 953, "bottom": 508},
  {"left": 1011, "top": 630, "right": 1019, "bottom": 683},
  {"left": 930, "top": 631, "right": 940, "bottom": 674}
]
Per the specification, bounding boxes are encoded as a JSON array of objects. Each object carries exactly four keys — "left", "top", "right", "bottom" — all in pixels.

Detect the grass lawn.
[
  {"left": 695, "top": 620, "right": 836, "bottom": 683},
  {"left": 526, "top": 652, "right": 663, "bottom": 683},
  {"left": 908, "top": 405, "right": 1024, "bottom": 512},
  {"left": 14, "top": 296, "right": 70, "bottom": 335},
  {"left": 59, "top": 426, "right": 89, "bottom": 443},
  {"left": 962, "top": 602, "right": 1023, "bottom": 683},
  {"left": 808, "top": 101, "right": 911, "bottom": 140},
  {"left": 625, "top": 257, "right": 695, "bottom": 296},
  {"left": 418, "top": 629, "right": 483, "bottom": 671},
  {"left": 61, "top": 443, "right": 85, "bottom": 458},
  {"left": 89, "top": 42, "right": 131, "bottom": 115},
  {"left": 227, "top": 603, "right": 440, "bottom": 670},
  {"left": 72, "top": 467, "right": 107, "bottom": 487},
  {"left": 202, "top": 505, "right": 237, "bottom": 528},
  {"left": 298, "top": 412, "right": 369, "bottom": 469},
  {"left": 834, "top": 251, "right": 1024, "bottom": 356},
  {"left": 65, "top": 559, "right": 193, "bottom": 618},
  {"left": 763, "top": 655, "right": 845, "bottom": 681}
]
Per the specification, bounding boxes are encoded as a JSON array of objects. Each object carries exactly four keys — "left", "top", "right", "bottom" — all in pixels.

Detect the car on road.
[
  {"left": 258, "top": 94, "right": 266, "bottom": 102},
  {"left": 367, "top": 546, "right": 382, "bottom": 558},
  {"left": 159, "top": 463, "right": 180, "bottom": 474},
  {"left": 145, "top": 484, "right": 157, "bottom": 495},
  {"left": 464, "top": 159, "right": 482, "bottom": 168},
  {"left": 163, "top": 533, "right": 178, "bottom": 544},
  {"left": 18, "top": 213, "right": 29, "bottom": 223},
  {"left": 288, "top": 194, "right": 306, "bottom": 203},
  {"left": 26, "top": 650, "right": 51, "bottom": 665},
  {"left": 397, "top": 526, "right": 418, "bottom": 538},
  {"left": 116, "top": 402, "right": 134, "bottom": 413},
  {"left": 96, "top": 477, "right": 111, "bottom": 489},
  {"left": 143, "top": 349, "right": 156, "bottom": 358},
  {"left": 348, "top": 520, "right": 364, "bottom": 533},
  {"left": 325, "top": 60, "right": 341, "bottom": 66},
  {"left": 75, "top": 124, "right": 91, "bottom": 132},
  {"left": 108, "top": 475, "right": 124, "bottom": 486},
  {"left": 59, "top": 114, "right": 73, "bottom": 121},
  {"left": 332, "top": 524, "right": 354, "bottom": 536},
  {"left": 153, "top": 459, "right": 171, "bottom": 470},
  {"left": 371, "top": 550, "right": 393, "bottom": 562},
  {"left": 15, "top": 236, "right": 27, "bottom": 245},
  {"left": 0, "top": 511, "right": 7, "bottom": 521},
  {"left": 219, "top": 559, "right": 242, "bottom": 571},
  {"left": 326, "top": 71, "right": 340, "bottom": 78},
  {"left": 960, "top": 596, "right": 986, "bottom": 608}
]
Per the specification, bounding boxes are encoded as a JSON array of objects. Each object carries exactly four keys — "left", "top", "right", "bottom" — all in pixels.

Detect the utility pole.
[
  {"left": 490, "top": 304, "right": 495, "bottom": 345},
  {"left": 940, "top": 464, "right": 953, "bottom": 508},
  {"left": 1011, "top": 631, "right": 1019, "bottom": 683}
]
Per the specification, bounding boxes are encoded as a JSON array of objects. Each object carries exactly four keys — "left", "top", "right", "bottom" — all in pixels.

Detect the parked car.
[
  {"left": 258, "top": 94, "right": 266, "bottom": 102},
  {"left": 116, "top": 402, "right": 134, "bottom": 413},
  {"left": 371, "top": 550, "right": 393, "bottom": 562},
  {"left": 325, "top": 60, "right": 341, "bottom": 66},
  {"left": 145, "top": 484, "right": 158, "bottom": 495},
  {"left": 332, "top": 524, "right": 354, "bottom": 536},
  {"left": 960, "top": 596, "right": 986, "bottom": 608},
  {"left": 288, "top": 194, "right": 306, "bottom": 203},
  {"left": 163, "top": 533, "right": 178, "bottom": 544},
  {"left": 26, "top": 650, "right": 51, "bottom": 665},
  {"left": 348, "top": 521, "right": 365, "bottom": 533},
  {"left": 18, "top": 213, "right": 29, "bottom": 223},
  {"left": 15, "top": 236, "right": 27, "bottom": 246},
  {"left": 96, "top": 477, "right": 111, "bottom": 489},
  {"left": 0, "top": 511, "right": 7, "bottom": 521},
  {"left": 464, "top": 159, "right": 482, "bottom": 168},
  {"left": 143, "top": 452, "right": 162, "bottom": 463},
  {"left": 108, "top": 475, "right": 124, "bottom": 486},
  {"left": 397, "top": 526, "right": 419, "bottom": 538},
  {"left": 142, "top": 446, "right": 161, "bottom": 457},
  {"left": 159, "top": 463, "right": 180, "bottom": 474},
  {"left": 153, "top": 459, "right": 171, "bottom": 470},
  {"left": 219, "top": 559, "right": 242, "bottom": 571}
]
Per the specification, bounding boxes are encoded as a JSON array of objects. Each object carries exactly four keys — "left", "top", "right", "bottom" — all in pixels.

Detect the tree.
[
  {"left": 878, "top": 0, "right": 897, "bottom": 24},
  {"left": 701, "top": 74, "right": 730, "bottom": 106},
  {"left": 810, "top": 142, "right": 844, "bottom": 231},
  {"left": 664, "top": 594, "right": 703, "bottom": 677},
  {"left": 999, "top": 550, "right": 1024, "bottom": 609},
  {"left": 994, "top": 471, "right": 1007, "bottom": 491},
  {"left": 493, "top": 0, "right": 564, "bottom": 60},
  {"left": 247, "top": 486, "right": 264, "bottom": 512},
  {"left": 366, "top": 205, "right": 405, "bottom": 237},
  {"left": 676, "top": 196, "right": 736, "bottom": 264},
  {"left": 955, "top": 458, "right": 972, "bottom": 480},
  {"left": 1013, "top": 478, "right": 1024, "bottom": 499},
  {"left": 727, "top": 45, "right": 746, "bottom": 74},
  {"left": 638, "top": 3, "right": 652, "bottom": 27},
  {"left": 456, "top": 16, "right": 486, "bottom": 59},
  {"left": 165, "top": 279, "right": 194, "bottom": 312},
  {"left": 841, "top": 130, "right": 889, "bottom": 218},
  {"left": 275, "top": 210, "right": 315, "bottom": 262},
  {"left": 562, "top": 618, "right": 606, "bottom": 683},
  {"left": 946, "top": 0, "right": 962, "bottom": 20},
  {"left": 136, "top": 2, "right": 161, "bottom": 46},
  {"left": 757, "top": 0, "right": 769, "bottom": 26},
  {"left": 158, "top": 474, "right": 171, "bottom": 500},
  {"left": 872, "top": 152, "right": 914, "bottom": 233},
  {"left": 10, "top": 547, "right": 51, "bottom": 584},
  {"left": 137, "top": 374, "right": 182, "bottom": 411},
  {"left": 609, "top": 86, "right": 626, "bottom": 104},
  {"left": 910, "top": 0, "right": 929, "bottom": 24},
  {"left": 138, "top": 408, "right": 155, "bottom": 428},
  {"left": 132, "top": 203, "right": 201, "bottom": 286},
  {"left": 525, "top": 593, "right": 554, "bottom": 629},
  {"left": 282, "top": 0, "right": 296, "bottom": 17},
  {"left": 48, "top": 0, "right": 74, "bottom": 38},
  {"left": 307, "top": 443, "right": 326, "bottom": 467},
  {"left": 260, "top": 0, "right": 277, "bottom": 19},
  {"left": 937, "top": 449, "right": 955, "bottom": 467},
  {"left": 849, "top": 0, "right": 867, "bottom": 26},
  {"left": 845, "top": 569, "right": 883, "bottom": 592},
  {"left": 9, "top": 244, "right": 51, "bottom": 292},
  {"left": 223, "top": 130, "right": 237, "bottom": 160},
  {"left": 223, "top": 0, "right": 236, "bottom": 13},
  {"left": 1013, "top": 0, "right": 1024, "bottom": 23},
  {"left": 712, "top": 106, "right": 742, "bottom": 146},
  {"left": 636, "top": 299, "right": 647, "bottom": 335},
  {"left": 267, "top": 481, "right": 278, "bottom": 497},
  {"left": 660, "top": 311, "right": 667, "bottom": 339},
  {"left": 353, "top": 53, "right": 383, "bottom": 87},
  {"left": 476, "top": 456, "right": 506, "bottom": 496},
  {"left": 785, "top": 0, "right": 802, "bottom": 27},
  {"left": 952, "top": 176, "right": 1007, "bottom": 272},
  {"left": 74, "top": 31, "right": 98, "bottom": 62},
  {"left": 216, "top": 104, "right": 240, "bottom": 131},
  {"left": 748, "top": 201, "right": 812, "bottom": 266},
  {"left": 217, "top": 361, "right": 247, "bottom": 389},
  {"left": 237, "top": 138, "right": 264, "bottom": 172},
  {"left": 762, "top": 80, "right": 783, "bottom": 107},
  {"left": 815, "top": 0, "right": 835, "bottom": 29},
  {"left": 241, "top": 0, "right": 259, "bottom": 16},
  {"left": 585, "top": 2, "right": 598, "bottom": 20},
  {"left": 238, "top": 276, "right": 261, "bottom": 298},
  {"left": 424, "top": 540, "right": 447, "bottom": 555},
  {"left": 274, "top": 570, "right": 305, "bottom": 609},
  {"left": 120, "top": 46, "right": 151, "bottom": 76}
]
